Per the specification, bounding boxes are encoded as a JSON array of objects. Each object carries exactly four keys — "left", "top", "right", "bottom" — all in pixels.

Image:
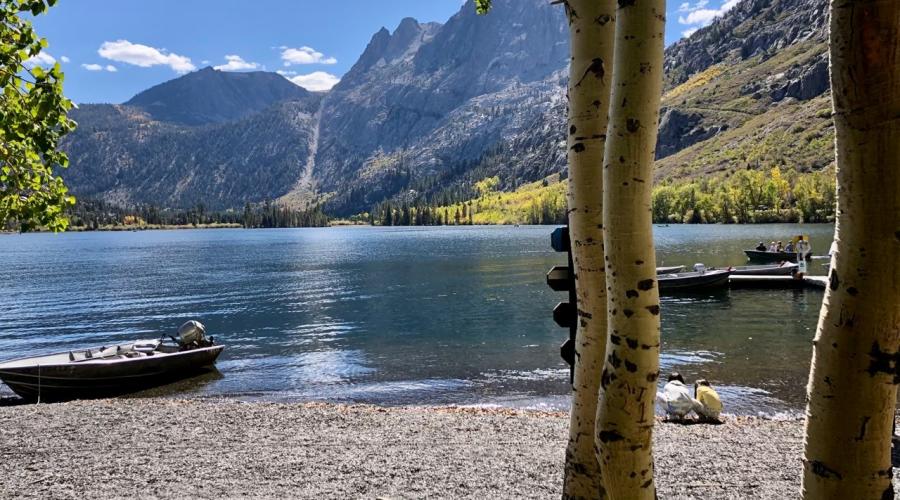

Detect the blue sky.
[{"left": 29, "top": 0, "right": 739, "bottom": 104}]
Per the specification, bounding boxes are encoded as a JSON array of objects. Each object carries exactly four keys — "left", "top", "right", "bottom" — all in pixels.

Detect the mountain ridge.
[{"left": 60, "top": 0, "right": 835, "bottom": 218}]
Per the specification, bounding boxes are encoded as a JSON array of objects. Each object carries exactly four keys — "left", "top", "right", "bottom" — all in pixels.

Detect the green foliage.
[
  {"left": 67, "top": 199, "right": 329, "bottom": 230},
  {"left": 0, "top": 0, "right": 76, "bottom": 232},
  {"left": 369, "top": 176, "right": 567, "bottom": 226},
  {"left": 364, "top": 165, "right": 835, "bottom": 227},
  {"left": 475, "top": 0, "right": 492, "bottom": 15},
  {"left": 652, "top": 166, "right": 836, "bottom": 224}
]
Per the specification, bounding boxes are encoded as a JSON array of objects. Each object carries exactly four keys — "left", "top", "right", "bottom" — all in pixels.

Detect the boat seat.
[{"left": 133, "top": 340, "right": 161, "bottom": 354}]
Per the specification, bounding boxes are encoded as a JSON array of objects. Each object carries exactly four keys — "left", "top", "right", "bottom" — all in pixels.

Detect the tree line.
[
  {"left": 63, "top": 199, "right": 328, "bottom": 230},
  {"left": 652, "top": 166, "right": 836, "bottom": 224},
  {"left": 363, "top": 166, "right": 835, "bottom": 227}
]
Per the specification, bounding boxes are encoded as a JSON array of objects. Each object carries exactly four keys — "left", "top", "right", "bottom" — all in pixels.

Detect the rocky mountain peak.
[
  {"left": 665, "top": 0, "right": 829, "bottom": 87},
  {"left": 125, "top": 67, "right": 314, "bottom": 126}
]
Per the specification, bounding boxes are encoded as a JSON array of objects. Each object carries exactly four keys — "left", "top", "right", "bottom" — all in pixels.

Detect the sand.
[{"left": 0, "top": 398, "right": 897, "bottom": 499}]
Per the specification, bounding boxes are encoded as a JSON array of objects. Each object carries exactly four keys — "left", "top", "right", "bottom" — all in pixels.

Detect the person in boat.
[
  {"left": 755, "top": 241, "right": 767, "bottom": 251},
  {"left": 776, "top": 241, "right": 784, "bottom": 252},
  {"left": 694, "top": 379, "right": 723, "bottom": 423},
  {"left": 796, "top": 236, "right": 811, "bottom": 258},
  {"left": 784, "top": 241, "right": 795, "bottom": 253},
  {"left": 656, "top": 372, "right": 697, "bottom": 421}
]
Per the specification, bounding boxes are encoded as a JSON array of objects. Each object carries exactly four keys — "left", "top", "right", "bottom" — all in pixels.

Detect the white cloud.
[
  {"left": 24, "top": 52, "right": 56, "bottom": 68},
  {"left": 281, "top": 46, "right": 337, "bottom": 66},
  {"left": 276, "top": 69, "right": 297, "bottom": 76},
  {"left": 98, "top": 40, "right": 196, "bottom": 73},
  {"left": 678, "top": 0, "right": 708, "bottom": 12},
  {"left": 82, "top": 63, "right": 118, "bottom": 72},
  {"left": 213, "top": 54, "right": 260, "bottom": 72},
  {"left": 60, "top": 56, "right": 71, "bottom": 63},
  {"left": 288, "top": 71, "right": 340, "bottom": 92},
  {"left": 677, "top": 0, "right": 740, "bottom": 37}
]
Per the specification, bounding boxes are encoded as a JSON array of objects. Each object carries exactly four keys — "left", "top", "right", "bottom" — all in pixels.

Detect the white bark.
[
  {"left": 802, "top": 1, "right": 900, "bottom": 498},
  {"left": 562, "top": 1, "right": 616, "bottom": 498},
  {"left": 595, "top": 0, "right": 665, "bottom": 498}
]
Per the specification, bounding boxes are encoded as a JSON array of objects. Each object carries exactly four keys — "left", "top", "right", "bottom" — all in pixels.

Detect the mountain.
[
  {"left": 62, "top": 70, "right": 322, "bottom": 208},
  {"left": 655, "top": 0, "right": 831, "bottom": 181},
  {"left": 61, "top": 0, "right": 834, "bottom": 217},
  {"left": 311, "top": 0, "right": 569, "bottom": 213},
  {"left": 125, "top": 67, "right": 314, "bottom": 126}
]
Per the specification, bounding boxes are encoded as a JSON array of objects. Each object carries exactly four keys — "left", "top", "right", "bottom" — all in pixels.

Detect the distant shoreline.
[{"left": 1, "top": 221, "right": 835, "bottom": 235}]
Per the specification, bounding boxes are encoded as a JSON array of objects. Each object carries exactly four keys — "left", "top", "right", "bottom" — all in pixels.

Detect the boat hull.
[
  {"left": 731, "top": 263, "right": 798, "bottom": 276},
  {"left": 656, "top": 265, "right": 685, "bottom": 275},
  {"left": 744, "top": 250, "right": 811, "bottom": 263},
  {"left": 0, "top": 345, "right": 223, "bottom": 402},
  {"left": 658, "top": 270, "right": 732, "bottom": 292}
]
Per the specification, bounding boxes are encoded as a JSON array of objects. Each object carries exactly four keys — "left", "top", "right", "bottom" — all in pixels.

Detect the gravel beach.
[{"left": 0, "top": 398, "right": 897, "bottom": 499}]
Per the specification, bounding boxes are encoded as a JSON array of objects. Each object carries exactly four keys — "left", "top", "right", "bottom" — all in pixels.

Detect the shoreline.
[
  {"left": 1, "top": 221, "right": 836, "bottom": 235},
  {"left": 2, "top": 397, "right": 896, "bottom": 499}
]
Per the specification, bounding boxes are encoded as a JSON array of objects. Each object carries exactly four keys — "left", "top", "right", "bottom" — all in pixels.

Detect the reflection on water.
[{"left": 0, "top": 224, "right": 834, "bottom": 414}]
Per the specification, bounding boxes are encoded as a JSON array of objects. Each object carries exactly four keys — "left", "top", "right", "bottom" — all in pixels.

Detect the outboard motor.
[
  {"left": 693, "top": 263, "right": 707, "bottom": 274},
  {"left": 176, "top": 320, "right": 214, "bottom": 349}
]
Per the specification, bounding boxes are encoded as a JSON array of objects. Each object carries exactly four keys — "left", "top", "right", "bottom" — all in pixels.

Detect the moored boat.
[
  {"left": 744, "top": 249, "right": 811, "bottom": 263},
  {"left": 0, "top": 321, "right": 223, "bottom": 402},
  {"left": 658, "top": 268, "right": 732, "bottom": 292},
  {"left": 730, "top": 262, "right": 799, "bottom": 276}
]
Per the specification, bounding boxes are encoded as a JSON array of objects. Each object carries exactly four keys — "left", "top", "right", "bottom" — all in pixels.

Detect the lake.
[{"left": 0, "top": 224, "right": 835, "bottom": 415}]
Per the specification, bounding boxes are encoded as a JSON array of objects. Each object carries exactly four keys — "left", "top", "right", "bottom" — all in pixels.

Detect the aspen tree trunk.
[
  {"left": 802, "top": 1, "right": 900, "bottom": 498},
  {"left": 562, "top": 1, "right": 616, "bottom": 498},
  {"left": 595, "top": 0, "right": 665, "bottom": 498}
]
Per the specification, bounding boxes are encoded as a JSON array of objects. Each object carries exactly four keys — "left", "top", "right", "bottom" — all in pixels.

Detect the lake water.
[{"left": 0, "top": 224, "right": 835, "bottom": 415}]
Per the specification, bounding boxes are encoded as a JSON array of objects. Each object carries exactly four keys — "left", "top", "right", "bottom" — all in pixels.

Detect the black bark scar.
[
  {"left": 638, "top": 279, "right": 655, "bottom": 291},
  {"left": 808, "top": 460, "right": 843, "bottom": 480},
  {"left": 608, "top": 350, "right": 622, "bottom": 369},
  {"left": 626, "top": 118, "right": 641, "bottom": 133},
  {"left": 598, "top": 430, "right": 624, "bottom": 443},
  {"left": 855, "top": 416, "right": 870, "bottom": 441},
  {"left": 575, "top": 58, "right": 605, "bottom": 88},
  {"left": 624, "top": 360, "right": 637, "bottom": 372},
  {"left": 867, "top": 341, "right": 900, "bottom": 383},
  {"left": 829, "top": 269, "right": 839, "bottom": 291}
]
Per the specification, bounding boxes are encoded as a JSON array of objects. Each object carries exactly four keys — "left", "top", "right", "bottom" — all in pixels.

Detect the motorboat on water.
[
  {"left": 656, "top": 265, "right": 685, "bottom": 275},
  {"left": 744, "top": 249, "right": 812, "bottom": 263},
  {"left": 729, "top": 262, "right": 799, "bottom": 276},
  {"left": 657, "top": 264, "right": 732, "bottom": 292},
  {"left": 0, "top": 321, "right": 223, "bottom": 402}
]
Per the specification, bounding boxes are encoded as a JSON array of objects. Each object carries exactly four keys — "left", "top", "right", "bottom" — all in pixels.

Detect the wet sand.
[{"left": 0, "top": 398, "right": 896, "bottom": 499}]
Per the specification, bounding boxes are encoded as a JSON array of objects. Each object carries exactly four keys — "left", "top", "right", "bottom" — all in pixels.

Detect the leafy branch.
[{"left": 0, "top": 0, "right": 76, "bottom": 232}]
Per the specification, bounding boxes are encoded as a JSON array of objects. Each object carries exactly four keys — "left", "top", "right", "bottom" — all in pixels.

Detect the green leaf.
[
  {"left": 0, "top": 0, "right": 76, "bottom": 232},
  {"left": 475, "top": 0, "right": 492, "bottom": 14}
]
